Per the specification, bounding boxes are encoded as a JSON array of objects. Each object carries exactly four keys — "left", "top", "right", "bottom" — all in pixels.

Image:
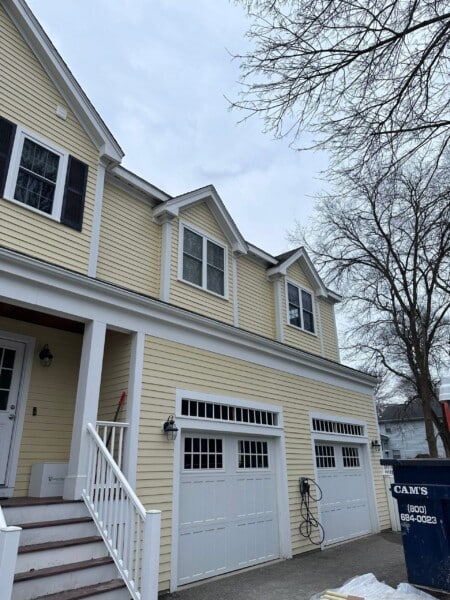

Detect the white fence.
[
  {"left": 383, "top": 465, "right": 400, "bottom": 532},
  {"left": 83, "top": 423, "right": 161, "bottom": 600}
]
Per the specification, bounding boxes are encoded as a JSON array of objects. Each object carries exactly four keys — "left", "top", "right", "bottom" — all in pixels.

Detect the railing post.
[
  {"left": 140, "top": 510, "right": 161, "bottom": 600},
  {"left": 0, "top": 525, "right": 21, "bottom": 599}
]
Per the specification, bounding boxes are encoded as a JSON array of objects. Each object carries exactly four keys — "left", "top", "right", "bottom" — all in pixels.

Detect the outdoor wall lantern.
[
  {"left": 39, "top": 344, "right": 53, "bottom": 367},
  {"left": 371, "top": 439, "right": 381, "bottom": 451},
  {"left": 162, "top": 415, "right": 178, "bottom": 441}
]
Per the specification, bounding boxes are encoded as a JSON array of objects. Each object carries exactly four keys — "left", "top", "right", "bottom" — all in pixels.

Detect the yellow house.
[{"left": 0, "top": 1, "right": 389, "bottom": 598}]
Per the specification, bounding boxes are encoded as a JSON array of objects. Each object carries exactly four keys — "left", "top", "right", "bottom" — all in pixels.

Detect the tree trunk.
[{"left": 422, "top": 384, "right": 439, "bottom": 457}]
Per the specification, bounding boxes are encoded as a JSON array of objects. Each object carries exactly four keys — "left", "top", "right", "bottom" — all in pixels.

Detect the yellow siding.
[
  {"left": 237, "top": 254, "right": 276, "bottom": 338},
  {"left": 318, "top": 298, "right": 340, "bottom": 361},
  {"left": 170, "top": 202, "right": 234, "bottom": 324},
  {"left": 137, "top": 335, "right": 389, "bottom": 591},
  {"left": 283, "top": 262, "right": 322, "bottom": 355},
  {"left": 98, "top": 331, "right": 131, "bottom": 422},
  {"left": 0, "top": 6, "right": 99, "bottom": 273},
  {"left": 0, "top": 317, "right": 82, "bottom": 497},
  {"left": 96, "top": 182, "right": 161, "bottom": 296}
]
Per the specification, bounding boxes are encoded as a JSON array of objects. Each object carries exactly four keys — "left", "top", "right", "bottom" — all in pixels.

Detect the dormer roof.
[
  {"left": 3, "top": 0, "right": 124, "bottom": 163},
  {"left": 153, "top": 185, "right": 248, "bottom": 254}
]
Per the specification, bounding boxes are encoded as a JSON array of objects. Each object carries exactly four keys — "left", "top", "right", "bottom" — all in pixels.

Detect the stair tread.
[
  {"left": 14, "top": 556, "right": 113, "bottom": 582},
  {"left": 19, "top": 535, "right": 103, "bottom": 553},
  {"left": 18, "top": 516, "right": 92, "bottom": 529},
  {"left": 2, "top": 496, "right": 83, "bottom": 507},
  {"left": 32, "top": 578, "right": 127, "bottom": 600}
]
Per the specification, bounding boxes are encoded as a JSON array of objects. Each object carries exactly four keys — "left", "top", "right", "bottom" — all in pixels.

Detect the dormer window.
[
  {"left": 287, "top": 282, "right": 315, "bottom": 333},
  {"left": 181, "top": 226, "right": 226, "bottom": 297}
]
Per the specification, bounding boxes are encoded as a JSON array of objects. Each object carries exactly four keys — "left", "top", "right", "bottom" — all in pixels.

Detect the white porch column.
[
  {"left": 63, "top": 320, "right": 106, "bottom": 500},
  {"left": 123, "top": 330, "right": 145, "bottom": 488}
]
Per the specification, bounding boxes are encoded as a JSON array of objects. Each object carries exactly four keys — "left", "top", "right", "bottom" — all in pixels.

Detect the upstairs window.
[
  {"left": 287, "top": 282, "right": 315, "bottom": 333},
  {"left": 182, "top": 226, "right": 226, "bottom": 296},
  {"left": 0, "top": 117, "right": 88, "bottom": 231}
]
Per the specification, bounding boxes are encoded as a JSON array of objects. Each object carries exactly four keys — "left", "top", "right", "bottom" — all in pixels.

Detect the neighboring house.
[
  {"left": 379, "top": 400, "right": 445, "bottom": 459},
  {"left": 0, "top": 1, "right": 390, "bottom": 598}
]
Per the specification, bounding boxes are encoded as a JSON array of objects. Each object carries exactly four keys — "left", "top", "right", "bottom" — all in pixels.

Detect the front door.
[{"left": 0, "top": 339, "right": 25, "bottom": 485}]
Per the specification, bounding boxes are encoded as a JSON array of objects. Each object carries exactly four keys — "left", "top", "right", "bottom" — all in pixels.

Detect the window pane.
[
  {"left": 301, "top": 290, "right": 313, "bottom": 312},
  {"left": 288, "top": 283, "right": 299, "bottom": 306},
  {"left": 0, "top": 390, "right": 9, "bottom": 411},
  {"left": 183, "top": 228, "right": 202, "bottom": 259},
  {"left": 289, "top": 306, "right": 300, "bottom": 327},
  {"left": 20, "top": 139, "right": 59, "bottom": 182},
  {"left": 207, "top": 265, "right": 224, "bottom": 295},
  {"left": 303, "top": 310, "right": 314, "bottom": 333},
  {"left": 3, "top": 349, "right": 16, "bottom": 369},
  {"left": 183, "top": 255, "right": 202, "bottom": 286},
  {"left": 207, "top": 241, "right": 224, "bottom": 269}
]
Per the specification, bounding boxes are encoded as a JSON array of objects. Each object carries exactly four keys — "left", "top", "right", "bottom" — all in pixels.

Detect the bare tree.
[
  {"left": 233, "top": 0, "right": 450, "bottom": 175},
  {"left": 289, "top": 160, "right": 450, "bottom": 456}
]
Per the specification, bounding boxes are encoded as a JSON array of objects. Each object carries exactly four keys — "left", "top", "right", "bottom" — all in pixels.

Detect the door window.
[{"left": 0, "top": 347, "right": 16, "bottom": 411}]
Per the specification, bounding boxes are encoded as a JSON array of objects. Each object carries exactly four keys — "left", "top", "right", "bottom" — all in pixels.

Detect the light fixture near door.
[
  {"left": 162, "top": 415, "right": 178, "bottom": 441},
  {"left": 39, "top": 344, "right": 53, "bottom": 367}
]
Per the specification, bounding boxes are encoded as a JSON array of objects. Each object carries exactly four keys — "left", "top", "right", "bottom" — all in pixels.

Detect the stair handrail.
[{"left": 82, "top": 422, "right": 161, "bottom": 600}]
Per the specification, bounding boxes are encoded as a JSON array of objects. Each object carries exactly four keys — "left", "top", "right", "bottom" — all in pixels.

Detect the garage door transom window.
[
  {"left": 181, "top": 398, "right": 277, "bottom": 426},
  {"left": 342, "top": 446, "right": 360, "bottom": 467},
  {"left": 315, "top": 445, "right": 335, "bottom": 468},
  {"left": 238, "top": 440, "right": 269, "bottom": 469},
  {"left": 183, "top": 436, "right": 223, "bottom": 470}
]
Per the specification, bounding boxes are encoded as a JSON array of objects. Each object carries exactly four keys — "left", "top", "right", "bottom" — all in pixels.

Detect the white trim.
[
  {"left": 178, "top": 220, "right": 229, "bottom": 300},
  {"left": 4, "top": 125, "right": 69, "bottom": 223},
  {"left": 273, "top": 275, "right": 284, "bottom": 343},
  {"left": 315, "top": 300, "right": 325, "bottom": 357},
  {"left": 110, "top": 165, "right": 170, "bottom": 203},
  {"left": 309, "top": 411, "right": 380, "bottom": 547},
  {"left": 88, "top": 160, "right": 107, "bottom": 277},
  {"left": 331, "top": 304, "right": 341, "bottom": 361},
  {"left": 232, "top": 253, "right": 239, "bottom": 327},
  {"left": 268, "top": 247, "right": 329, "bottom": 298},
  {"left": 0, "top": 248, "right": 376, "bottom": 395},
  {"left": 170, "top": 389, "right": 291, "bottom": 592},
  {"left": 247, "top": 243, "right": 278, "bottom": 265},
  {"left": 0, "top": 330, "right": 35, "bottom": 496},
  {"left": 285, "top": 279, "right": 317, "bottom": 336},
  {"left": 123, "top": 331, "right": 145, "bottom": 488},
  {"left": 160, "top": 216, "right": 174, "bottom": 302},
  {"left": 153, "top": 185, "right": 247, "bottom": 254}
]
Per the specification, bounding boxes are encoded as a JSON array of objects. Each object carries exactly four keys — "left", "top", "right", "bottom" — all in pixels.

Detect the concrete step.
[
  {"left": 17, "top": 536, "right": 106, "bottom": 572},
  {"left": 18, "top": 516, "right": 97, "bottom": 545},
  {"left": 13, "top": 557, "right": 119, "bottom": 600},
  {"left": 3, "top": 499, "right": 88, "bottom": 525},
  {"left": 33, "top": 579, "right": 130, "bottom": 599}
]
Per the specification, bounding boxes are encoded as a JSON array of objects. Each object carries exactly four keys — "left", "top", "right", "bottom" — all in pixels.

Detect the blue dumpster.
[{"left": 381, "top": 459, "right": 450, "bottom": 593}]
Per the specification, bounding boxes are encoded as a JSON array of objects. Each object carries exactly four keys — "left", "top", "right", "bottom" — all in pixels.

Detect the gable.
[
  {"left": 179, "top": 201, "right": 228, "bottom": 246},
  {"left": 286, "top": 260, "right": 315, "bottom": 292}
]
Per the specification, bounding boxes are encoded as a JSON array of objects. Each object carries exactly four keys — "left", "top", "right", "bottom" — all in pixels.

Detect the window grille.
[
  {"left": 238, "top": 440, "right": 269, "bottom": 469},
  {"left": 315, "top": 445, "right": 335, "bottom": 468},
  {"left": 342, "top": 446, "right": 360, "bottom": 467},
  {"left": 181, "top": 399, "right": 277, "bottom": 426},
  {"left": 312, "top": 418, "right": 364, "bottom": 437},
  {"left": 183, "top": 437, "right": 223, "bottom": 470}
]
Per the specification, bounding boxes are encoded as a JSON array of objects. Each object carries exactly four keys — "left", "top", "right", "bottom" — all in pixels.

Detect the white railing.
[
  {"left": 0, "top": 505, "right": 21, "bottom": 600},
  {"left": 96, "top": 421, "right": 129, "bottom": 470},
  {"left": 83, "top": 423, "right": 161, "bottom": 600}
]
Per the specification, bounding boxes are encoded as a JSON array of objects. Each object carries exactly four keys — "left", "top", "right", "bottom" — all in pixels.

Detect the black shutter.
[
  {"left": 0, "top": 116, "right": 17, "bottom": 197},
  {"left": 61, "top": 155, "right": 88, "bottom": 231}
]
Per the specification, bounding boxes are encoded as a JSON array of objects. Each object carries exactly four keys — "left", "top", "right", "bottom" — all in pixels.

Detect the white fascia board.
[
  {"left": 267, "top": 247, "right": 329, "bottom": 297},
  {"left": 153, "top": 185, "right": 247, "bottom": 254},
  {"left": 0, "top": 248, "right": 377, "bottom": 395},
  {"left": 5, "top": 0, "right": 123, "bottom": 163},
  {"left": 247, "top": 243, "right": 278, "bottom": 265},
  {"left": 108, "top": 166, "right": 171, "bottom": 205}
]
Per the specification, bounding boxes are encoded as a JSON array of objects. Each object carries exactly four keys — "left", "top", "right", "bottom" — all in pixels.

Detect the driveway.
[{"left": 161, "top": 532, "right": 450, "bottom": 600}]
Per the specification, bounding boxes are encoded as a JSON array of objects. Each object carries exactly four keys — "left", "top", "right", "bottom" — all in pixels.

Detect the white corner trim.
[
  {"left": 273, "top": 276, "right": 284, "bottom": 343},
  {"left": 160, "top": 217, "right": 173, "bottom": 302},
  {"left": 315, "top": 300, "right": 325, "bottom": 357},
  {"left": 88, "top": 160, "right": 107, "bottom": 277},
  {"left": 232, "top": 253, "right": 239, "bottom": 327},
  {"left": 331, "top": 304, "right": 341, "bottom": 362}
]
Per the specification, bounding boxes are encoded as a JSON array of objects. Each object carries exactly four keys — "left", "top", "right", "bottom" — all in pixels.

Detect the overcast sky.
[{"left": 27, "top": 0, "right": 328, "bottom": 256}]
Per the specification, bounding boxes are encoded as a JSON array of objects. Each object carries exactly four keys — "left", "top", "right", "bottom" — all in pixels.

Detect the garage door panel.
[
  {"left": 178, "top": 434, "right": 279, "bottom": 585},
  {"left": 316, "top": 443, "right": 372, "bottom": 546}
]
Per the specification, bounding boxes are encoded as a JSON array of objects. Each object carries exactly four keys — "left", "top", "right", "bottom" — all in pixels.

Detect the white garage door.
[
  {"left": 178, "top": 434, "right": 279, "bottom": 586},
  {"left": 315, "top": 443, "right": 372, "bottom": 546}
]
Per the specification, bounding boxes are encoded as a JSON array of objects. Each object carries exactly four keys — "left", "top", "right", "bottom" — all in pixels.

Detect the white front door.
[
  {"left": 315, "top": 442, "right": 372, "bottom": 546},
  {"left": 0, "top": 339, "right": 25, "bottom": 485},
  {"left": 178, "top": 434, "right": 279, "bottom": 586}
]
